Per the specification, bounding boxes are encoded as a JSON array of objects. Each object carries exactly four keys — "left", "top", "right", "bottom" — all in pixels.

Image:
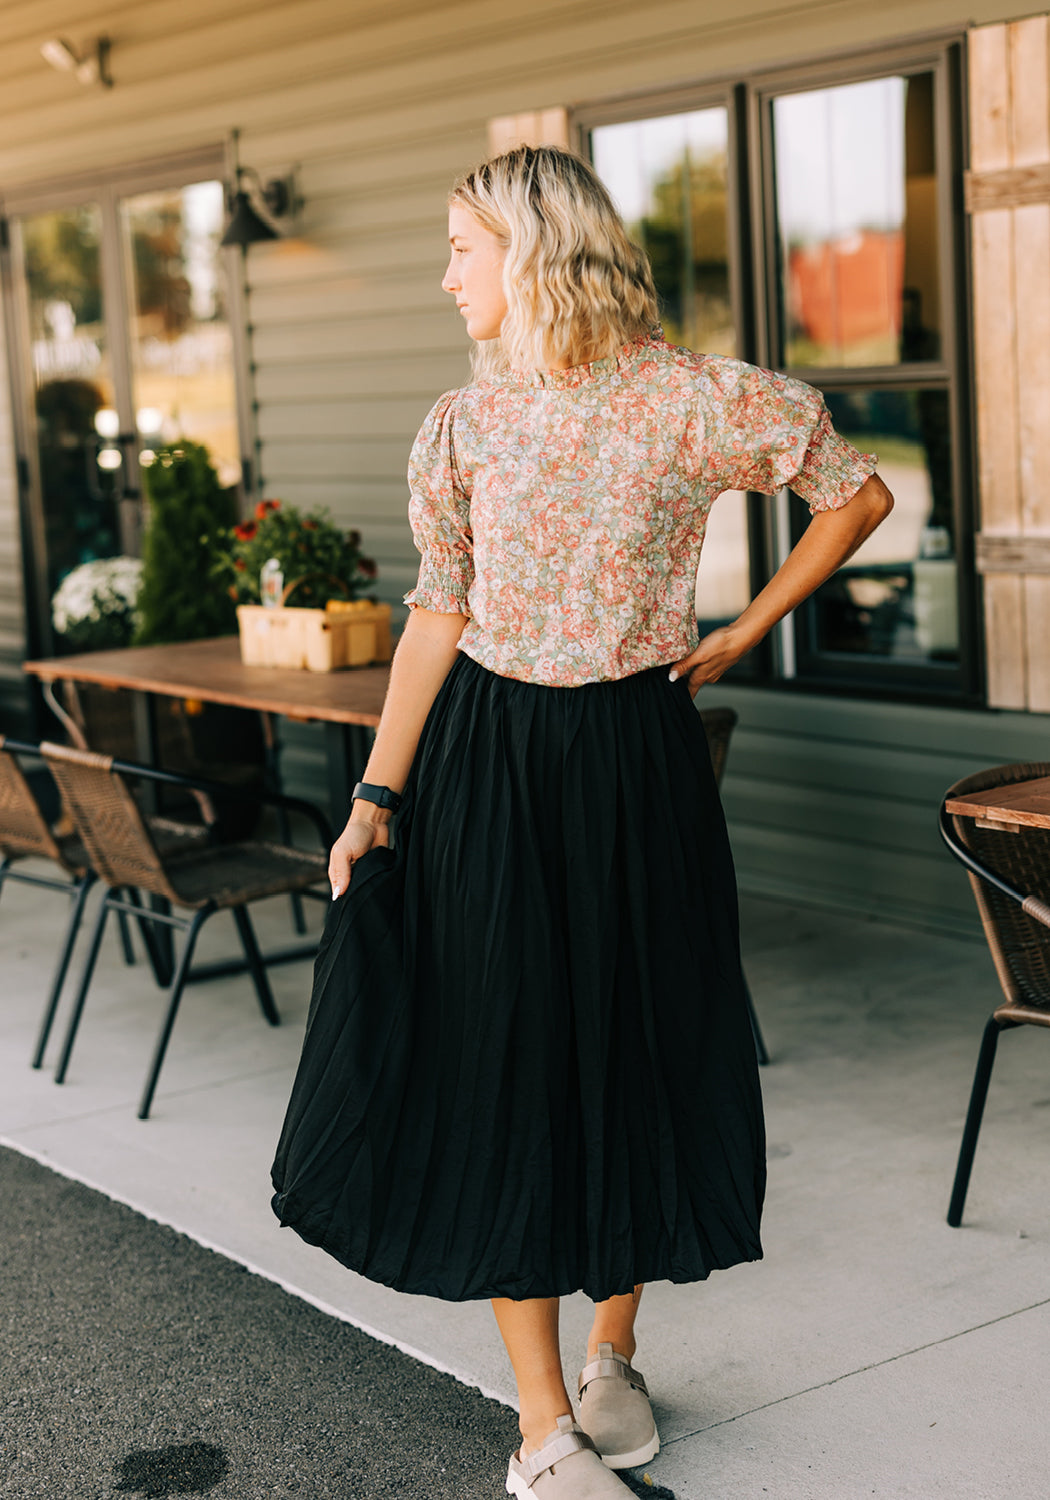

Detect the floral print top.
[{"left": 403, "top": 331, "right": 877, "bottom": 687}]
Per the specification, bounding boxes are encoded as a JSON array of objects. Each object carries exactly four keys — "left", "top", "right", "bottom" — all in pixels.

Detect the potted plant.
[
  {"left": 213, "top": 499, "right": 390, "bottom": 671},
  {"left": 131, "top": 439, "right": 266, "bottom": 814},
  {"left": 52, "top": 556, "right": 144, "bottom": 653}
]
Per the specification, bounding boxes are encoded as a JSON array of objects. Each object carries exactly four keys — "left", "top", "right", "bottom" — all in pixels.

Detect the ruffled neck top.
[{"left": 403, "top": 333, "right": 876, "bottom": 687}]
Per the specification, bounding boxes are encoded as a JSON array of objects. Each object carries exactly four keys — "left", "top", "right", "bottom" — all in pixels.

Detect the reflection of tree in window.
[
  {"left": 35, "top": 378, "right": 119, "bottom": 595},
  {"left": 23, "top": 211, "right": 103, "bottom": 334},
  {"left": 631, "top": 150, "right": 733, "bottom": 355},
  {"left": 130, "top": 203, "right": 193, "bottom": 338}
]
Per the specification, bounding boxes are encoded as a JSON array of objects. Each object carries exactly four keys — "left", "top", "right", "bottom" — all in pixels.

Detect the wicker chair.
[
  {"left": 40, "top": 742, "right": 330, "bottom": 1119},
  {"left": 939, "top": 762, "right": 1050, "bottom": 1226},
  {"left": 0, "top": 735, "right": 102, "bottom": 1069},
  {"left": 2, "top": 736, "right": 228, "bottom": 1053},
  {"left": 697, "top": 705, "right": 769, "bottom": 1066}
]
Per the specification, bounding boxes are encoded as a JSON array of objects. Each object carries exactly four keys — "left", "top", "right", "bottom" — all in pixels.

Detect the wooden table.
[
  {"left": 945, "top": 776, "right": 1050, "bottom": 832},
  {"left": 23, "top": 635, "right": 390, "bottom": 819}
]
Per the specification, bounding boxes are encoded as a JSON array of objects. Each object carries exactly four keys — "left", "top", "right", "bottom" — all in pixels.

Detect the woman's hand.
[
  {"left": 328, "top": 813, "right": 390, "bottom": 900},
  {"left": 326, "top": 607, "right": 469, "bottom": 901},
  {"left": 669, "top": 624, "right": 751, "bottom": 696},
  {"left": 670, "top": 475, "right": 895, "bottom": 699}
]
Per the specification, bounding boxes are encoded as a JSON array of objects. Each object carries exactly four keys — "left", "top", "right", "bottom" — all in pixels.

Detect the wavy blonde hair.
[{"left": 449, "top": 145, "right": 658, "bottom": 380}]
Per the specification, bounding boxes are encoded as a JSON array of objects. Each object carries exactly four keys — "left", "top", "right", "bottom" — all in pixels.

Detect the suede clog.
[
  {"left": 505, "top": 1414, "right": 636, "bottom": 1497},
  {"left": 577, "top": 1342, "right": 660, "bottom": 1469}
]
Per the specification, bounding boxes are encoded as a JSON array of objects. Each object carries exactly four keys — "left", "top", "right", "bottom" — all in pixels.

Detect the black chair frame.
[
  {"left": 11, "top": 742, "right": 332, "bottom": 1120},
  {"left": 938, "top": 801, "right": 1050, "bottom": 1226}
]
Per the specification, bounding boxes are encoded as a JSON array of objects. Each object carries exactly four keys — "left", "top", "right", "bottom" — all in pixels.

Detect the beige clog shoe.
[
  {"left": 577, "top": 1342, "right": 660, "bottom": 1469},
  {"left": 505, "top": 1414, "right": 635, "bottom": 1497}
]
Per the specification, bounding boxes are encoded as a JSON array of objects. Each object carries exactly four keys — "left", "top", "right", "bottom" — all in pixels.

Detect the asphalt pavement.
[{"left": 1, "top": 1146, "right": 676, "bottom": 1500}]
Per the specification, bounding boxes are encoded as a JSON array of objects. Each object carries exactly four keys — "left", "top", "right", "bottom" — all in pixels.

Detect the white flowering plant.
[{"left": 51, "top": 556, "right": 144, "bottom": 652}]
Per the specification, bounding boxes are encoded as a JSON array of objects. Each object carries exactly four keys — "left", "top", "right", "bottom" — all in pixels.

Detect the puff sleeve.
[
  {"left": 402, "top": 390, "right": 475, "bottom": 614},
  {"left": 696, "top": 358, "right": 878, "bottom": 514}
]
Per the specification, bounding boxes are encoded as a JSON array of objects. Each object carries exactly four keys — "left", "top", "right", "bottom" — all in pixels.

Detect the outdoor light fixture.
[
  {"left": 40, "top": 35, "right": 113, "bottom": 88},
  {"left": 221, "top": 132, "right": 298, "bottom": 249}
]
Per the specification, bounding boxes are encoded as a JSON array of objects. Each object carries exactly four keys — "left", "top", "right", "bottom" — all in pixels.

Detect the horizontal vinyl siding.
[
  {"left": 0, "top": 0, "right": 1045, "bottom": 913},
  {"left": 710, "top": 685, "right": 1050, "bottom": 935}
]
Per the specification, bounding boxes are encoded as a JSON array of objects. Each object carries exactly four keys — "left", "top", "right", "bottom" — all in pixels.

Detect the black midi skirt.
[{"left": 271, "top": 653, "right": 765, "bottom": 1303}]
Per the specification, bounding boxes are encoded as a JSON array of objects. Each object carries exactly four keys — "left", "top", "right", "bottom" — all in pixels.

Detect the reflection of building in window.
[
  {"left": 774, "top": 72, "right": 940, "bottom": 370},
  {"left": 786, "top": 230, "right": 904, "bottom": 361}
]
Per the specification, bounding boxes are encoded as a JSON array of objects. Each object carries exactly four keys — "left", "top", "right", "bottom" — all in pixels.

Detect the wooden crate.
[{"left": 237, "top": 601, "right": 392, "bottom": 672}]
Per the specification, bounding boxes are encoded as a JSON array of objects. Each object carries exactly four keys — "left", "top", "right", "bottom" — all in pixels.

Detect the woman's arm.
[
  {"left": 328, "top": 607, "right": 468, "bottom": 896},
  {"left": 671, "top": 472, "right": 894, "bottom": 694}
]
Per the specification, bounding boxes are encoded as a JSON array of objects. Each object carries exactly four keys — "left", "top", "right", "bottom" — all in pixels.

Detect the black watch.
[{"left": 352, "top": 781, "right": 402, "bottom": 813}]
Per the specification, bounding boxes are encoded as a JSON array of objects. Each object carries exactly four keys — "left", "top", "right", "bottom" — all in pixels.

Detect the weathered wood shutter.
[
  {"left": 487, "top": 109, "right": 570, "bottom": 154},
  {"left": 968, "top": 16, "right": 1050, "bottom": 711}
]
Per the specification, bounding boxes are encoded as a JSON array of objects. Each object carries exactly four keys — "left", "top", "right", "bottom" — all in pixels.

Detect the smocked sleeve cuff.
[
  {"left": 792, "top": 404, "right": 879, "bottom": 515},
  {"left": 403, "top": 553, "right": 473, "bottom": 615}
]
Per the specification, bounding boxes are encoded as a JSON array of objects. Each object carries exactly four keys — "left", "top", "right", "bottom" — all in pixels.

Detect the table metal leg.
[
  {"left": 132, "top": 690, "right": 174, "bottom": 972},
  {"left": 324, "top": 722, "right": 374, "bottom": 830},
  {"left": 261, "top": 711, "right": 306, "bottom": 934}
]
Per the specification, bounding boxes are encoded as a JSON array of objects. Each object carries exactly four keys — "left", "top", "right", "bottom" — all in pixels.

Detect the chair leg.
[
  {"left": 289, "top": 890, "right": 307, "bottom": 935},
  {"left": 116, "top": 901, "right": 136, "bottom": 966},
  {"left": 743, "top": 971, "right": 769, "bottom": 1066},
  {"left": 31, "top": 872, "right": 97, "bottom": 1069},
  {"left": 54, "top": 893, "right": 112, "bottom": 1085},
  {"left": 123, "top": 888, "right": 174, "bottom": 987},
  {"left": 231, "top": 904, "right": 281, "bottom": 1026},
  {"left": 138, "top": 906, "right": 211, "bottom": 1120},
  {"left": 947, "top": 1016, "right": 1004, "bottom": 1228}
]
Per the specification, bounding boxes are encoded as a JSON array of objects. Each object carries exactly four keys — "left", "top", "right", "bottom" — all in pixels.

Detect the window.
[
  {"left": 582, "top": 40, "right": 976, "bottom": 701},
  {"left": 2, "top": 150, "right": 249, "bottom": 656},
  {"left": 590, "top": 100, "right": 762, "bottom": 669}
]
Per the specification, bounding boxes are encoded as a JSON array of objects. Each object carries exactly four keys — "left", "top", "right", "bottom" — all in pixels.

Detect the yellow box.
[{"left": 236, "top": 601, "right": 392, "bottom": 672}]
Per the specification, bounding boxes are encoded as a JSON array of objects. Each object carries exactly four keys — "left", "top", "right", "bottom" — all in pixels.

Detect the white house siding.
[{"left": 0, "top": 0, "right": 1046, "bottom": 927}]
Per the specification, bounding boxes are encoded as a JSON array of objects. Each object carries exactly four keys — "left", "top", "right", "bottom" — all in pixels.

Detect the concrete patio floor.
[{"left": 2, "top": 861, "right": 1049, "bottom": 1498}]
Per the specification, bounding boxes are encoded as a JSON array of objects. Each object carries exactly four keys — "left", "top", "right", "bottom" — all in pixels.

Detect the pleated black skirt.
[{"left": 271, "top": 652, "right": 765, "bottom": 1303}]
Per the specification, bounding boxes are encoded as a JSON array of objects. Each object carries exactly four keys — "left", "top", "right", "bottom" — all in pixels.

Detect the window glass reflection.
[
  {"left": 21, "top": 204, "right": 122, "bottom": 597},
  {"left": 773, "top": 72, "right": 940, "bottom": 368},
  {"left": 696, "top": 490, "right": 752, "bottom": 633},
  {"left": 121, "top": 181, "right": 240, "bottom": 487},
  {"left": 800, "top": 389, "right": 957, "bottom": 662},
  {"left": 592, "top": 107, "right": 734, "bottom": 356}
]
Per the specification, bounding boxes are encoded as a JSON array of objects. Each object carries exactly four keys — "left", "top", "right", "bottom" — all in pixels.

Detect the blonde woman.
[{"left": 272, "top": 145, "right": 892, "bottom": 1497}]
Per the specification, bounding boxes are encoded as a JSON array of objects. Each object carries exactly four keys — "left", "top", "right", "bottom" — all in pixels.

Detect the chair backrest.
[
  {"left": 40, "top": 741, "right": 179, "bottom": 900},
  {"left": 697, "top": 706, "right": 739, "bottom": 789},
  {"left": 0, "top": 736, "right": 68, "bottom": 867},
  {"left": 945, "top": 761, "right": 1050, "bottom": 1010}
]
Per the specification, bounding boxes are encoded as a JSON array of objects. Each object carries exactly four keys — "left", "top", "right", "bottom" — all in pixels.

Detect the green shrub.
[{"left": 134, "top": 442, "right": 239, "bottom": 645}]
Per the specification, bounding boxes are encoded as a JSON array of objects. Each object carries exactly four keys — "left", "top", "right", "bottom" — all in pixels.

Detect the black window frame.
[{"left": 576, "top": 33, "right": 982, "bottom": 706}]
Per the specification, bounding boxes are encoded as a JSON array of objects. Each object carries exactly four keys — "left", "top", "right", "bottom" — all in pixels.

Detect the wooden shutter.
[
  {"left": 487, "top": 109, "right": 570, "bottom": 154},
  {"left": 968, "top": 16, "right": 1050, "bottom": 711}
]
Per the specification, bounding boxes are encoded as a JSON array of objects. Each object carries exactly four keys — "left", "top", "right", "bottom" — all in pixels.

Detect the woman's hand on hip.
[
  {"left": 329, "top": 814, "right": 390, "bottom": 900},
  {"left": 669, "top": 624, "right": 750, "bottom": 696}
]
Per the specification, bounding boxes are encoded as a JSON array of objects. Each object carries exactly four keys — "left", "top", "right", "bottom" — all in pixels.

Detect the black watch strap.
[{"left": 352, "top": 781, "right": 402, "bottom": 813}]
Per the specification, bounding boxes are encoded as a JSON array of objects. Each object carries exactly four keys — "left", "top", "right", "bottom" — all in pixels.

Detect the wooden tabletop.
[
  {"left": 945, "top": 776, "right": 1050, "bottom": 831},
  {"left": 24, "top": 635, "right": 390, "bottom": 727}
]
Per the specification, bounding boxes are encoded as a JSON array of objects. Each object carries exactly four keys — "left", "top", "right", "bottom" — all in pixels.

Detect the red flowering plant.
[{"left": 211, "top": 499, "right": 378, "bottom": 609}]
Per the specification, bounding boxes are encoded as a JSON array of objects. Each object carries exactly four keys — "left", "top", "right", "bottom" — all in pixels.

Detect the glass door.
[
  {"left": 18, "top": 202, "right": 123, "bottom": 615},
  {"left": 4, "top": 156, "right": 244, "bottom": 654}
]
